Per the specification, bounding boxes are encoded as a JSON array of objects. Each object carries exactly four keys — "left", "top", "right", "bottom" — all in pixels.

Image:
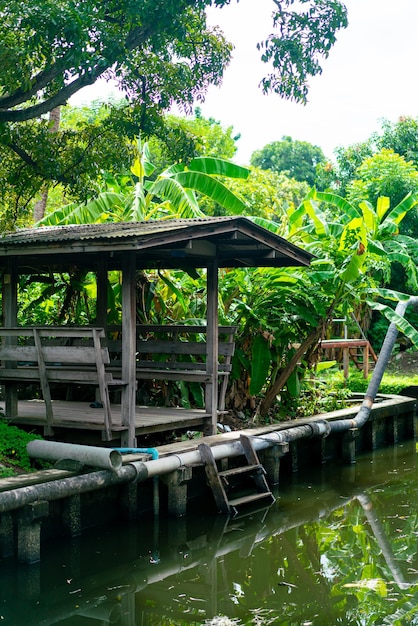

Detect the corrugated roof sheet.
[
  {"left": 0, "top": 216, "right": 313, "bottom": 269},
  {"left": 0, "top": 217, "right": 229, "bottom": 246}
]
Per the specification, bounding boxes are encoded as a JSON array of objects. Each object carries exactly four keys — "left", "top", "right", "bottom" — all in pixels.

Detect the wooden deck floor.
[{"left": 3, "top": 399, "right": 210, "bottom": 443}]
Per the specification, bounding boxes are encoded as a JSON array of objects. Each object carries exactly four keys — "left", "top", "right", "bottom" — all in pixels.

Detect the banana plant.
[
  {"left": 244, "top": 191, "right": 418, "bottom": 415},
  {"left": 37, "top": 139, "right": 250, "bottom": 226}
]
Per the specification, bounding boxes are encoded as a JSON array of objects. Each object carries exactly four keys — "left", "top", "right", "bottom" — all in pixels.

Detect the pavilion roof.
[{"left": 0, "top": 217, "right": 312, "bottom": 270}]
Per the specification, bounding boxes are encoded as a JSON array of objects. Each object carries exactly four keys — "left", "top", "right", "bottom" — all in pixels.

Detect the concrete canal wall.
[{"left": 0, "top": 394, "right": 415, "bottom": 564}]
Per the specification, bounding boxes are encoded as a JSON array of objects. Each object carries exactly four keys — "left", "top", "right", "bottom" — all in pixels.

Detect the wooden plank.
[
  {"left": 136, "top": 324, "right": 237, "bottom": 334},
  {"left": 321, "top": 339, "right": 369, "bottom": 348},
  {"left": 228, "top": 492, "right": 274, "bottom": 508},
  {"left": 135, "top": 369, "right": 212, "bottom": 382},
  {"left": 0, "top": 368, "right": 117, "bottom": 383},
  {"left": 198, "top": 442, "right": 230, "bottom": 513},
  {"left": 92, "top": 327, "right": 113, "bottom": 440},
  {"left": 136, "top": 340, "right": 234, "bottom": 356},
  {"left": 33, "top": 327, "right": 54, "bottom": 433},
  {"left": 240, "top": 435, "right": 274, "bottom": 498},
  {"left": 0, "top": 327, "right": 105, "bottom": 338},
  {"left": 0, "top": 345, "right": 38, "bottom": 361},
  {"left": 5, "top": 400, "right": 211, "bottom": 438},
  {"left": 206, "top": 259, "right": 219, "bottom": 434},
  {"left": 121, "top": 252, "right": 137, "bottom": 447},
  {"left": 42, "top": 346, "right": 110, "bottom": 364},
  {"left": 219, "top": 464, "right": 264, "bottom": 479},
  {"left": 107, "top": 340, "right": 235, "bottom": 358},
  {"left": 0, "top": 368, "right": 41, "bottom": 380},
  {"left": 135, "top": 362, "right": 231, "bottom": 372},
  {"left": 0, "top": 345, "right": 110, "bottom": 365}
]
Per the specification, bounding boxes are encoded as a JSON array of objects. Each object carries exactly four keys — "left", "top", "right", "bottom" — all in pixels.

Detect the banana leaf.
[
  {"left": 249, "top": 334, "right": 271, "bottom": 396},
  {"left": 188, "top": 157, "right": 249, "bottom": 180},
  {"left": 367, "top": 300, "right": 418, "bottom": 347}
]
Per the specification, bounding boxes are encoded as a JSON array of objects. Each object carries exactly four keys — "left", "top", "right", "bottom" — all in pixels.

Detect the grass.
[
  {"left": 0, "top": 420, "right": 43, "bottom": 478},
  {"left": 326, "top": 368, "right": 418, "bottom": 396}
]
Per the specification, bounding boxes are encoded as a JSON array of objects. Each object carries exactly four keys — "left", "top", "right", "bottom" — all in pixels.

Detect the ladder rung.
[
  {"left": 219, "top": 464, "right": 264, "bottom": 479},
  {"left": 228, "top": 492, "right": 274, "bottom": 508}
]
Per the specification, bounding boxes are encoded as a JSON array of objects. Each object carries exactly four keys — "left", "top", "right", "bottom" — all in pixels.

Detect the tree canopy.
[
  {"left": 251, "top": 135, "right": 326, "bottom": 186},
  {"left": 0, "top": 0, "right": 348, "bottom": 225},
  {"left": 0, "top": 0, "right": 348, "bottom": 122}
]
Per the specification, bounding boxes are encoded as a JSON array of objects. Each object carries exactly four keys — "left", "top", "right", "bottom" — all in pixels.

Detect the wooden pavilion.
[{"left": 0, "top": 217, "right": 312, "bottom": 447}]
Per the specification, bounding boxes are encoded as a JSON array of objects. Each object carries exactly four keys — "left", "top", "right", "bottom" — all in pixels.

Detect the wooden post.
[
  {"left": 121, "top": 252, "right": 137, "bottom": 447},
  {"left": 363, "top": 342, "right": 369, "bottom": 379},
  {"left": 33, "top": 328, "right": 54, "bottom": 435},
  {"left": 343, "top": 346, "right": 349, "bottom": 379},
  {"left": 206, "top": 259, "right": 219, "bottom": 435},
  {"left": 3, "top": 261, "right": 18, "bottom": 418},
  {"left": 95, "top": 258, "right": 108, "bottom": 329}
]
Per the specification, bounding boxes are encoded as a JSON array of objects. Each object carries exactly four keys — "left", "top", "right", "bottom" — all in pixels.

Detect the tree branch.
[
  {"left": 0, "top": 60, "right": 67, "bottom": 110},
  {"left": 0, "top": 67, "right": 108, "bottom": 122},
  {"left": 0, "top": 24, "right": 154, "bottom": 122}
]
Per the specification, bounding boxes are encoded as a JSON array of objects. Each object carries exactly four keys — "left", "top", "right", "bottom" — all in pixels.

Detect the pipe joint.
[
  {"left": 310, "top": 420, "right": 331, "bottom": 438},
  {"left": 127, "top": 462, "right": 149, "bottom": 483}
]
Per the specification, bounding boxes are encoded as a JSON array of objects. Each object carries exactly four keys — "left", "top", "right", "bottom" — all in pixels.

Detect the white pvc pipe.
[
  {"left": 128, "top": 424, "right": 327, "bottom": 481},
  {"left": 27, "top": 440, "right": 122, "bottom": 472}
]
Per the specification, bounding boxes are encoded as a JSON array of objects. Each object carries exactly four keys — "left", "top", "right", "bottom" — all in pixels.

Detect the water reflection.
[{"left": 1, "top": 441, "right": 418, "bottom": 625}]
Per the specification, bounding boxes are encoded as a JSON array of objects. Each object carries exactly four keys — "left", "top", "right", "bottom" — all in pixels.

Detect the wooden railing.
[{"left": 0, "top": 327, "right": 126, "bottom": 438}]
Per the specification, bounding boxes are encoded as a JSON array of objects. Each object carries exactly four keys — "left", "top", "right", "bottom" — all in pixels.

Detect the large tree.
[
  {"left": 0, "top": 0, "right": 347, "bottom": 225},
  {"left": 251, "top": 136, "right": 326, "bottom": 186}
]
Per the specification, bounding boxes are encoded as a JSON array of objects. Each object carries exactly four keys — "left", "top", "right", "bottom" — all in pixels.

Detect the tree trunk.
[
  {"left": 33, "top": 107, "right": 61, "bottom": 223},
  {"left": 259, "top": 326, "right": 324, "bottom": 416}
]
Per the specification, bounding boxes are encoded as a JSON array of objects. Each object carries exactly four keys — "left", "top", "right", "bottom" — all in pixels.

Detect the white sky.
[{"left": 71, "top": 0, "right": 418, "bottom": 164}]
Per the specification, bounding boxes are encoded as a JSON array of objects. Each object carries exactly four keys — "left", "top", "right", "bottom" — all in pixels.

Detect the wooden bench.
[
  {"left": 320, "top": 338, "right": 377, "bottom": 379},
  {"left": 0, "top": 327, "right": 126, "bottom": 439},
  {"left": 108, "top": 324, "right": 237, "bottom": 415}
]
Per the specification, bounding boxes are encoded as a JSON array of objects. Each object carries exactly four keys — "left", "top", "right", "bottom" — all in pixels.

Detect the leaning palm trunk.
[
  {"left": 259, "top": 325, "right": 324, "bottom": 416},
  {"left": 259, "top": 297, "right": 339, "bottom": 416}
]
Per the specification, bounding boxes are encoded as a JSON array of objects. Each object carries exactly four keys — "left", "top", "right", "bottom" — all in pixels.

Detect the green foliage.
[
  {"left": 346, "top": 149, "right": 418, "bottom": 212},
  {"left": 327, "top": 367, "right": 418, "bottom": 395},
  {"left": 328, "top": 116, "right": 418, "bottom": 201},
  {"left": 38, "top": 141, "right": 249, "bottom": 226},
  {"left": 247, "top": 188, "right": 418, "bottom": 414},
  {"left": 326, "top": 140, "right": 375, "bottom": 194},
  {"left": 18, "top": 271, "right": 97, "bottom": 326},
  {"left": 200, "top": 166, "right": 309, "bottom": 220},
  {"left": 148, "top": 109, "right": 239, "bottom": 172},
  {"left": 259, "top": 0, "right": 348, "bottom": 103},
  {"left": 0, "top": 0, "right": 347, "bottom": 225},
  {"left": 249, "top": 334, "right": 272, "bottom": 396},
  {"left": 272, "top": 375, "right": 352, "bottom": 420},
  {"left": 0, "top": 421, "right": 42, "bottom": 477},
  {"left": 377, "top": 115, "right": 418, "bottom": 166},
  {"left": 251, "top": 135, "right": 326, "bottom": 186}
]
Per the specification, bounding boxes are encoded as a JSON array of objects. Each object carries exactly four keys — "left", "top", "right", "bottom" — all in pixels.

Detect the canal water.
[{"left": 1, "top": 439, "right": 418, "bottom": 625}]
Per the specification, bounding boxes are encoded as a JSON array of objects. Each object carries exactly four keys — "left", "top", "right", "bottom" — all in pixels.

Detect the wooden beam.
[
  {"left": 95, "top": 257, "right": 108, "bottom": 329},
  {"left": 205, "top": 259, "right": 219, "bottom": 436},
  {"left": 121, "top": 253, "right": 137, "bottom": 447},
  {"left": 3, "top": 261, "right": 18, "bottom": 419}
]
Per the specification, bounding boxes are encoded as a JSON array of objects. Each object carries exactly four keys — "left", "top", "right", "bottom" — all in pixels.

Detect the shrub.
[
  {"left": 0, "top": 420, "right": 42, "bottom": 478},
  {"left": 326, "top": 369, "right": 418, "bottom": 396}
]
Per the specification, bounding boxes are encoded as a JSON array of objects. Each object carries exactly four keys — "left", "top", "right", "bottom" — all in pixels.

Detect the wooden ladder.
[{"left": 198, "top": 434, "right": 275, "bottom": 516}]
